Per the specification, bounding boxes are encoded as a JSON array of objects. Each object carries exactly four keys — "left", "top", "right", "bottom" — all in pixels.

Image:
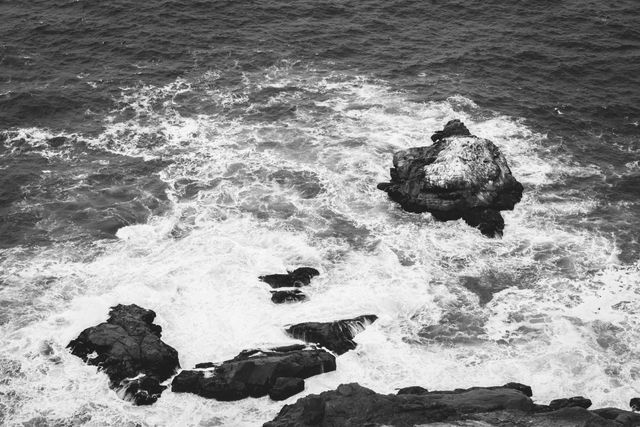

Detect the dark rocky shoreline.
[
  {"left": 264, "top": 383, "right": 640, "bottom": 426},
  {"left": 64, "top": 122, "right": 637, "bottom": 424}
]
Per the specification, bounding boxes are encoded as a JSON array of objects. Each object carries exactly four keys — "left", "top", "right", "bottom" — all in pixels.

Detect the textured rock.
[
  {"left": 264, "top": 383, "right": 640, "bottom": 427},
  {"left": 172, "top": 345, "right": 335, "bottom": 401},
  {"left": 286, "top": 315, "right": 377, "bottom": 355},
  {"left": 259, "top": 267, "right": 320, "bottom": 288},
  {"left": 271, "top": 289, "right": 307, "bottom": 304},
  {"left": 269, "top": 377, "right": 305, "bottom": 401},
  {"left": 630, "top": 397, "right": 640, "bottom": 411},
  {"left": 67, "top": 304, "right": 179, "bottom": 405},
  {"left": 549, "top": 396, "right": 592, "bottom": 410},
  {"left": 377, "top": 119, "right": 523, "bottom": 237},
  {"left": 264, "top": 383, "right": 533, "bottom": 427}
]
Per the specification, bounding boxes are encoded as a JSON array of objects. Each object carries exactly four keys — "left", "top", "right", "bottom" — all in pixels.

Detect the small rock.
[
  {"left": 271, "top": 289, "right": 307, "bottom": 304},
  {"left": 259, "top": 267, "right": 320, "bottom": 288},
  {"left": 549, "top": 396, "right": 592, "bottom": 410},
  {"left": 286, "top": 315, "right": 377, "bottom": 355},
  {"left": 630, "top": 397, "right": 640, "bottom": 411}
]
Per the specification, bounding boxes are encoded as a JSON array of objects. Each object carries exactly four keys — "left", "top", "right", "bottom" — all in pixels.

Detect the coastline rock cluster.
[
  {"left": 265, "top": 383, "right": 640, "bottom": 427},
  {"left": 377, "top": 120, "right": 524, "bottom": 237},
  {"left": 68, "top": 268, "right": 376, "bottom": 405},
  {"left": 64, "top": 122, "right": 636, "bottom": 424}
]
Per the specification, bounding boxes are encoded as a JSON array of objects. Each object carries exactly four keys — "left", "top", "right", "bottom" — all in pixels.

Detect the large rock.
[
  {"left": 264, "top": 383, "right": 640, "bottom": 427},
  {"left": 259, "top": 267, "right": 320, "bottom": 288},
  {"left": 286, "top": 315, "right": 377, "bottom": 355},
  {"left": 264, "top": 383, "right": 533, "bottom": 427},
  {"left": 377, "top": 119, "right": 523, "bottom": 237},
  {"left": 171, "top": 345, "right": 335, "bottom": 401},
  {"left": 67, "top": 304, "right": 179, "bottom": 405}
]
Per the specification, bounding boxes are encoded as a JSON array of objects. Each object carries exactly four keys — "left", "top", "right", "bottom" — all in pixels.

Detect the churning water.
[{"left": 1, "top": 1, "right": 639, "bottom": 425}]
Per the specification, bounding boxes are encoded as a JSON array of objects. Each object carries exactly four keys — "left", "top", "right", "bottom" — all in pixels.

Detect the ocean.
[{"left": 1, "top": 0, "right": 639, "bottom": 425}]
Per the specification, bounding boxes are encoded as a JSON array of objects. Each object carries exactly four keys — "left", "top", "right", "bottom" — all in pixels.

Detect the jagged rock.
[
  {"left": 67, "top": 304, "right": 179, "bottom": 405},
  {"left": 549, "top": 396, "right": 592, "bottom": 410},
  {"left": 264, "top": 383, "right": 640, "bottom": 427},
  {"left": 264, "top": 383, "right": 533, "bottom": 427},
  {"left": 171, "top": 346, "right": 335, "bottom": 401},
  {"left": 269, "top": 377, "right": 305, "bottom": 401},
  {"left": 630, "top": 397, "right": 640, "bottom": 411},
  {"left": 271, "top": 289, "right": 307, "bottom": 304},
  {"left": 377, "top": 119, "right": 523, "bottom": 237},
  {"left": 286, "top": 315, "right": 377, "bottom": 355},
  {"left": 431, "top": 119, "right": 471, "bottom": 143},
  {"left": 259, "top": 267, "right": 320, "bottom": 288}
]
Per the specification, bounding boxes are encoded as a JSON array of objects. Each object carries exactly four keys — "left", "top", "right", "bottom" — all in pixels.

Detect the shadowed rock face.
[
  {"left": 377, "top": 120, "right": 523, "bottom": 237},
  {"left": 171, "top": 345, "right": 335, "bottom": 401},
  {"left": 264, "top": 383, "right": 640, "bottom": 427},
  {"left": 67, "top": 304, "right": 180, "bottom": 405},
  {"left": 286, "top": 315, "right": 377, "bottom": 355}
]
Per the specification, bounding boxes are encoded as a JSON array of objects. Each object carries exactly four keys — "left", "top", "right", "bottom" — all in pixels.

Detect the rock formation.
[
  {"left": 264, "top": 383, "right": 640, "bottom": 426},
  {"left": 67, "top": 304, "right": 179, "bottom": 405},
  {"left": 171, "top": 344, "right": 335, "bottom": 401},
  {"left": 259, "top": 267, "right": 320, "bottom": 288},
  {"left": 286, "top": 315, "right": 377, "bottom": 355},
  {"left": 377, "top": 120, "right": 523, "bottom": 237}
]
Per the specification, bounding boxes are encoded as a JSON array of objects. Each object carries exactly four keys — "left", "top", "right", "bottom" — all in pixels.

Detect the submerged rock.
[
  {"left": 67, "top": 304, "right": 179, "bottom": 405},
  {"left": 171, "top": 345, "right": 335, "bottom": 401},
  {"left": 377, "top": 119, "right": 523, "bottom": 237},
  {"left": 286, "top": 315, "right": 377, "bottom": 355},
  {"left": 271, "top": 289, "right": 308, "bottom": 304},
  {"left": 259, "top": 267, "right": 320, "bottom": 288},
  {"left": 264, "top": 383, "right": 640, "bottom": 427}
]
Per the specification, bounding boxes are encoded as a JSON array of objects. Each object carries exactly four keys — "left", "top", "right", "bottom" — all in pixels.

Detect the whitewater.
[{"left": 1, "top": 64, "right": 638, "bottom": 425}]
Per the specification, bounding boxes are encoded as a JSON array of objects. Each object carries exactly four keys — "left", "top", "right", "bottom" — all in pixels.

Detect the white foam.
[{"left": 2, "top": 65, "right": 639, "bottom": 425}]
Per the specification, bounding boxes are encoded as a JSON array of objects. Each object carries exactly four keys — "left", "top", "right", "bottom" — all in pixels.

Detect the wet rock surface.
[
  {"left": 271, "top": 289, "right": 308, "bottom": 304},
  {"left": 171, "top": 345, "right": 335, "bottom": 401},
  {"left": 259, "top": 267, "right": 320, "bottom": 288},
  {"left": 377, "top": 119, "right": 523, "bottom": 237},
  {"left": 286, "top": 315, "right": 377, "bottom": 355},
  {"left": 264, "top": 383, "right": 640, "bottom": 427},
  {"left": 67, "top": 304, "right": 179, "bottom": 405}
]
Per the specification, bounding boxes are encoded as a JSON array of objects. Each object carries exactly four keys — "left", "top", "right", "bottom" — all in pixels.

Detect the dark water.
[{"left": 1, "top": 1, "right": 640, "bottom": 425}]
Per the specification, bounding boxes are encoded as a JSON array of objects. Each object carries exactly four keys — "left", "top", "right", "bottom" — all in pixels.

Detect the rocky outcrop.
[
  {"left": 264, "top": 383, "right": 640, "bottom": 427},
  {"left": 259, "top": 267, "right": 320, "bottom": 288},
  {"left": 271, "top": 289, "right": 308, "bottom": 304},
  {"left": 377, "top": 120, "right": 523, "bottom": 237},
  {"left": 171, "top": 345, "right": 335, "bottom": 401},
  {"left": 67, "top": 304, "right": 179, "bottom": 405},
  {"left": 286, "top": 315, "right": 377, "bottom": 355}
]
